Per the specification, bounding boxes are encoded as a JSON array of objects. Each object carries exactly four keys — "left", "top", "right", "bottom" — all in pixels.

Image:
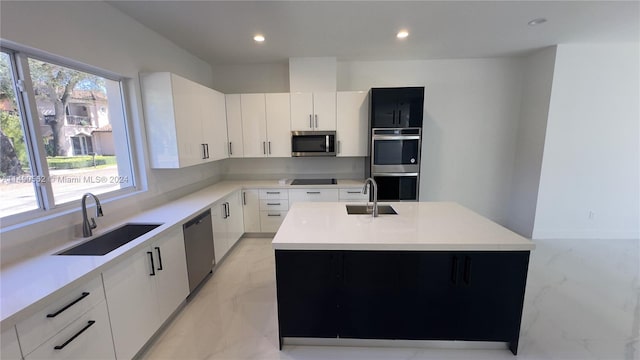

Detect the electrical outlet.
[{"left": 588, "top": 210, "right": 595, "bottom": 220}]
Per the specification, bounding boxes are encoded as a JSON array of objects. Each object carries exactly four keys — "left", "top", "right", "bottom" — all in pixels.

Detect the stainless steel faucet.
[
  {"left": 82, "top": 193, "right": 103, "bottom": 237},
  {"left": 363, "top": 177, "right": 379, "bottom": 217}
]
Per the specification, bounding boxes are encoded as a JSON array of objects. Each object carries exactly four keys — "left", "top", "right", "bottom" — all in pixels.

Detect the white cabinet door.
[
  {"left": 153, "top": 227, "right": 189, "bottom": 325},
  {"left": 265, "top": 93, "right": 291, "bottom": 157},
  {"left": 312, "top": 92, "right": 337, "bottom": 131},
  {"left": 289, "top": 189, "right": 339, "bottom": 204},
  {"left": 260, "top": 211, "right": 287, "bottom": 232},
  {"left": 337, "top": 91, "right": 369, "bottom": 156},
  {"left": 103, "top": 247, "right": 158, "bottom": 360},
  {"left": 241, "top": 94, "right": 267, "bottom": 157},
  {"left": 25, "top": 301, "right": 115, "bottom": 360},
  {"left": 170, "top": 74, "right": 204, "bottom": 167},
  {"left": 212, "top": 201, "right": 229, "bottom": 263},
  {"left": 290, "top": 92, "right": 314, "bottom": 131},
  {"left": 225, "top": 191, "right": 245, "bottom": 249},
  {"left": 225, "top": 94, "right": 244, "bottom": 158},
  {"left": 242, "top": 190, "right": 261, "bottom": 232},
  {"left": 205, "top": 88, "right": 229, "bottom": 161},
  {"left": 1, "top": 328, "right": 22, "bottom": 360}
]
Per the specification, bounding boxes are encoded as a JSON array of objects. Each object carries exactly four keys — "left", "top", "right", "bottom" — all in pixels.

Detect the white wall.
[
  {"left": 211, "top": 62, "right": 289, "bottom": 93},
  {"left": 506, "top": 47, "right": 557, "bottom": 237},
  {"left": 221, "top": 157, "right": 365, "bottom": 181},
  {"left": 533, "top": 43, "right": 640, "bottom": 239},
  {"left": 0, "top": 1, "right": 224, "bottom": 263},
  {"left": 340, "top": 58, "right": 524, "bottom": 224}
]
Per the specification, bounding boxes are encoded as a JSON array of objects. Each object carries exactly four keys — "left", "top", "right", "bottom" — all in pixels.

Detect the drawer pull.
[
  {"left": 266, "top": 191, "right": 280, "bottom": 195},
  {"left": 266, "top": 202, "right": 281, "bottom": 206},
  {"left": 54, "top": 320, "right": 95, "bottom": 350},
  {"left": 347, "top": 191, "right": 362, "bottom": 194},
  {"left": 46, "top": 292, "right": 90, "bottom": 318},
  {"left": 267, "top": 214, "right": 281, "bottom": 217},
  {"left": 306, "top": 191, "right": 321, "bottom": 194}
]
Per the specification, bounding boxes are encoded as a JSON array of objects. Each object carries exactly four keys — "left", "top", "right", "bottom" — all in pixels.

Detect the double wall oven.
[{"left": 369, "top": 87, "right": 424, "bottom": 201}]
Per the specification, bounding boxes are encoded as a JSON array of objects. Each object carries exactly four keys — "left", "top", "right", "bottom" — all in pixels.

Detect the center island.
[{"left": 272, "top": 202, "right": 535, "bottom": 355}]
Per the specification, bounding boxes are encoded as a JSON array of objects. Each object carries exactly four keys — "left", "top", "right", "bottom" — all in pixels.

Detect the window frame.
[{"left": 0, "top": 45, "right": 142, "bottom": 227}]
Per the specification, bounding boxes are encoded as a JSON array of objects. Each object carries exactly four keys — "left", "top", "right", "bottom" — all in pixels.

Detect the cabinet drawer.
[
  {"left": 339, "top": 188, "right": 368, "bottom": 201},
  {"left": 260, "top": 211, "right": 287, "bottom": 232},
  {"left": 259, "top": 189, "right": 288, "bottom": 200},
  {"left": 1, "top": 327, "right": 21, "bottom": 360},
  {"left": 259, "top": 199, "right": 289, "bottom": 211},
  {"left": 289, "top": 189, "right": 339, "bottom": 203},
  {"left": 17, "top": 276, "right": 105, "bottom": 356},
  {"left": 25, "top": 301, "right": 115, "bottom": 360}
]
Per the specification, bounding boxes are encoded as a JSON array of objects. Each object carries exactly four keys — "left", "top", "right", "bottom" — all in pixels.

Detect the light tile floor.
[{"left": 140, "top": 237, "right": 639, "bottom": 360}]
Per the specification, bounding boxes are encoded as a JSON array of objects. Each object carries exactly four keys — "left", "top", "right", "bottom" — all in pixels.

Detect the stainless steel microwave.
[{"left": 291, "top": 131, "right": 336, "bottom": 157}]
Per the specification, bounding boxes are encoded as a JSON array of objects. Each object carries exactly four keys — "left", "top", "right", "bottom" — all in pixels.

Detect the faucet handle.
[
  {"left": 90, "top": 218, "right": 97, "bottom": 229},
  {"left": 97, "top": 206, "right": 104, "bottom": 217}
]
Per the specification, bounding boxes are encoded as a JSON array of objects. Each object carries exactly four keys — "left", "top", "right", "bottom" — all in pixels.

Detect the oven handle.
[
  {"left": 372, "top": 135, "right": 421, "bottom": 140},
  {"left": 371, "top": 173, "right": 419, "bottom": 177}
]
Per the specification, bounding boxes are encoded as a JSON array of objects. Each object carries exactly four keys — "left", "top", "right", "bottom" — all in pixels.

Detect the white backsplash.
[{"left": 221, "top": 157, "right": 366, "bottom": 181}]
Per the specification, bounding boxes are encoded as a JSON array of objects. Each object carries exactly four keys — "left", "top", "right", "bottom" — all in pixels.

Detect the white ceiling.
[{"left": 108, "top": 1, "right": 639, "bottom": 65}]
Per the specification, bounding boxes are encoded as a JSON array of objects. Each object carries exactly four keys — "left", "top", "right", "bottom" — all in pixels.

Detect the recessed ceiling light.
[
  {"left": 253, "top": 34, "right": 265, "bottom": 42},
  {"left": 528, "top": 18, "right": 547, "bottom": 26},
  {"left": 396, "top": 30, "right": 409, "bottom": 39}
]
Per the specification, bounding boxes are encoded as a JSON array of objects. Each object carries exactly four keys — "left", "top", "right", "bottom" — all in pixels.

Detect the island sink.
[
  {"left": 57, "top": 223, "right": 162, "bottom": 256},
  {"left": 346, "top": 204, "right": 397, "bottom": 215}
]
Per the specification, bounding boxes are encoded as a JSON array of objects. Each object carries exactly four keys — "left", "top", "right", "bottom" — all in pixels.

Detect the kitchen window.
[{"left": 0, "top": 47, "right": 136, "bottom": 219}]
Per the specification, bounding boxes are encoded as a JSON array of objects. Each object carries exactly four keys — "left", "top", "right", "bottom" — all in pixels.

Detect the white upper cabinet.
[
  {"left": 337, "top": 91, "right": 369, "bottom": 157},
  {"left": 240, "top": 94, "right": 267, "bottom": 157},
  {"left": 265, "top": 93, "right": 292, "bottom": 157},
  {"left": 225, "top": 94, "right": 244, "bottom": 158},
  {"left": 204, "top": 88, "right": 229, "bottom": 161},
  {"left": 141, "top": 72, "right": 227, "bottom": 168},
  {"left": 290, "top": 92, "right": 336, "bottom": 131}
]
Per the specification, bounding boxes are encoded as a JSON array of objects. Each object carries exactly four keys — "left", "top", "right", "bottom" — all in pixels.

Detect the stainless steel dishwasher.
[{"left": 183, "top": 209, "right": 215, "bottom": 293}]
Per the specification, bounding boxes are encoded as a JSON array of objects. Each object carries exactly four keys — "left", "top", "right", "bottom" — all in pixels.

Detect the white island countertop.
[{"left": 272, "top": 202, "right": 535, "bottom": 251}]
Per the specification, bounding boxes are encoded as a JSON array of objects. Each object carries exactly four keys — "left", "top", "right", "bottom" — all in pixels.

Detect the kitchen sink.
[
  {"left": 57, "top": 223, "right": 162, "bottom": 256},
  {"left": 346, "top": 204, "right": 397, "bottom": 215}
]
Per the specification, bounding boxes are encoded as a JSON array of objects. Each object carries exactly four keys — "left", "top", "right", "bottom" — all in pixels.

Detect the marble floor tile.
[{"left": 140, "top": 237, "right": 640, "bottom": 360}]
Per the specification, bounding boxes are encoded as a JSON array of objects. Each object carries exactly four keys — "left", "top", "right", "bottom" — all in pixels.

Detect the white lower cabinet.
[
  {"left": 339, "top": 187, "right": 369, "bottom": 202},
  {"left": 259, "top": 189, "right": 289, "bottom": 233},
  {"left": 102, "top": 226, "right": 188, "bottom": 360},
  {"left": 289, "top": 189, "right": 339, "bottom": 206},
  {"left": 25, "top": 301, "right": 114, "bottom": 360},
  {"left": 213, "top": 191, "right": 245, "bottom": 263},
  {"left": 242, "top": 189, "right": 261, "bottom": 232},
  {"left": 1, "top": 327, "right": 22, "bottom": 360}
]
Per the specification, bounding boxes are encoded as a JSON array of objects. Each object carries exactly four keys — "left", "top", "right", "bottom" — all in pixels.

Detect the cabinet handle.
[
  {"left": 201, "top": 144, "right": 207, "bottom": 159},
  {"left": 267, "top": 202, "right": 280, "bottom": 206},
  {"left": 268, "top": 141, "right": 271, "bottom": 154},
  {"left": 242, "top": 191, "right": 246, "bottom": 205},
  {"left": 306, "top": 191, "right": 321, "bottom": 194},
  {"left": 463, "top": 256, "right": 472, "bottom": 285},
  {"left": 267, "top": 214, "right": 281, "bottom": 217},
  {"left": 337, "top": 140, "right": 341, "bottom": 154},
  {"left": 226, "top": 202, "right": 230, "bottom": 218},
  {"left": 148, "top": 251, "right": 156, "bottom": 276},
  {"left": 347, "top": 191, "right": 361, "bottom": 194},
  {"left": 263, "top": 141, "right": 266, "bottom": 154},
  {"left": 266, "top": 191, "right": 280, "bottom": 194},
  {"left": 393, "top": 110, "right": 396, "bottom": 124},
  {"left": 206, "top": 144, "right": 210, "bottom": 159},
  {"left": 315, "top": 114, "right": 318, "bottom": 128},
  {"left": 309, "top": 114, "right": 313, "bottom": 128},
  {"left": 46, "top": 292, "right": 90, "bottom": 318},
  {"left": 155, "top": 247, "right": 163, "bottom": 271},
  {"left": 398, "top": 110, "right": 402, "bottom": 125},
  {"left": 222, "top": 203, "right": 228, "bottom": 219},
  {"left": 229, "top": 142, "right": 232, "bottom": 155},
  {"left": 53, "top": 320, "right": 95, "bottom": 350},
  {"left": 451, "top": 256, "right": 459, "bottom": 285}
]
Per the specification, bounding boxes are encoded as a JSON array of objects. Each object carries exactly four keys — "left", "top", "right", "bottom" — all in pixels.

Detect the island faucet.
[
  {"left": 82, "top": 193, "right": 103, "bottom": 237},
  {"left": 363, "top": 177, "right": 379, "bottom": 217}
]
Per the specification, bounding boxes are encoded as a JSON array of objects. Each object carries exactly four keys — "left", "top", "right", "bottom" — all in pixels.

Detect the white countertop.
[
  {"left": 272, "top": 202, "right": 536, "bottom": 251},
  {"left": 0, "top": 179, "right": 364, "bottom": 329}
]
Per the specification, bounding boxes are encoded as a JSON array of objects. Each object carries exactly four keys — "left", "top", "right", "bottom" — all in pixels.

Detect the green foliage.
[
  {"left": 46, "top": 155, "right": 116, "bottom": 169},
  {"left": 0, "top": 111, "right": 28, "bottom": 165}
]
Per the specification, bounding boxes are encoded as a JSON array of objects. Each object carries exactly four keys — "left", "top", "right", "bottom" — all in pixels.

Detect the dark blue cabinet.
[{"left": 370, "top": 87, "right": 424, "bottom": 128}]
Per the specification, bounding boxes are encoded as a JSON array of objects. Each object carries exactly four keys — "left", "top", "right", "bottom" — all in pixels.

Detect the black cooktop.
[{"left": 291, "top": 178, "right": 337, "bottom": 185}]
